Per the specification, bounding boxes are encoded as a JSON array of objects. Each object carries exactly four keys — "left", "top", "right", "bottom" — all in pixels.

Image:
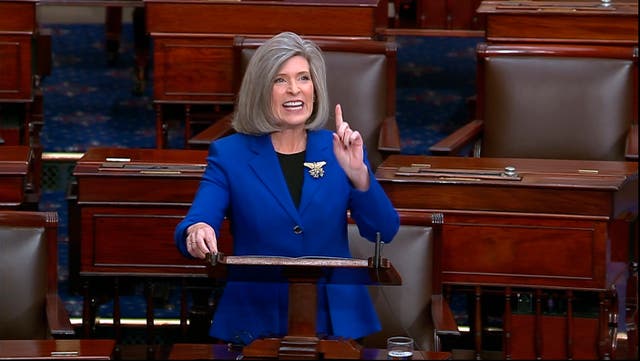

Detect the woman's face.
[{"left": 270, "top": 55, "right": 314, "bottom": 128}]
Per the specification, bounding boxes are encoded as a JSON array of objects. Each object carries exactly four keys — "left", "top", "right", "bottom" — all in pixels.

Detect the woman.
[{"left": 174, "top": 31, "right": 399, "bottom": 345}]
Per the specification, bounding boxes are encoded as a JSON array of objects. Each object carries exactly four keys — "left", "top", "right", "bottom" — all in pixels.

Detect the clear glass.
[{"left": 386, "top": 336, "right": 414, "bottom": 360}]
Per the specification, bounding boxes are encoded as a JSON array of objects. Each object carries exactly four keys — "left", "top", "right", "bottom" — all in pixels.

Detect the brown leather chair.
[
  {"left": 430, "top": 43, "right": 638, "bottom": 161},
  {"left": 188, "top": 36, "right": 401, "bottom": 170},
  {"left": 0, "top": 210, "right": 74, "bottom": 339},
  {"left": 348, "top": 211, "right": 458, "bottom": 352}
]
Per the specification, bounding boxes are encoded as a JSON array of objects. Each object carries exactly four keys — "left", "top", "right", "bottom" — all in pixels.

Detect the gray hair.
[{"left": 232, "top": 32, "right": 330, "bottom": 134}]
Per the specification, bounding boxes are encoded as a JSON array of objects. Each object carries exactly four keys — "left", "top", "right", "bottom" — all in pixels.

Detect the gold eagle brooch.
[{"left": 304, "top": 161, "right": 327, "bottom": 179}]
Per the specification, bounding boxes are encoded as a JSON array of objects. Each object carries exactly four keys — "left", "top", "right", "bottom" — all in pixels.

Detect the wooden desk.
[
  {"left": 0, "top": 339, "right": 116, "bottom": 360},
  {"left": 0, "top": 0, "right": 36, "bottom": 103},
  {"left": 144, "top": 0, "right": 388, "bottom": 148},
  {"left": 375, "top": 154, "right": 638, "bottom": 360},
  {"left": 168, "top": 343, "right": 452, "bottom": 360},
  {"left": 70, "top": 147, "right": 229, "bottom": 351},
  {"left": 71, "top": 147, "right": 218, "bottom": 277},
  {"left": 0, "top": 145, "right": 36, "bottom": 208},
  {"left": 477, "top": 0, "right": 638, "bottom": 45},
  {"left": 1, "top": 0, "right": 46, "bottom": 197}
]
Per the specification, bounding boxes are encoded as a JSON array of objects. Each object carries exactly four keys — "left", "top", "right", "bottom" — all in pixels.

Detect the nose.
[{"left": 288, "top": 80, "right": 300, "bottom": 94}]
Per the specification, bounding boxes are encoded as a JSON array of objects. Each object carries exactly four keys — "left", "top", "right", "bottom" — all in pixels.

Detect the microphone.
[{"left": 373, "top": 232, "right": 383, "bottom": 269}]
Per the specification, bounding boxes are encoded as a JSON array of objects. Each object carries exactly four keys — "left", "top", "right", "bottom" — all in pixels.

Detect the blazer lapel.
[
  {"left": 298, "top": 132, "right": 332, "bottom": 215},
  {"left": 247, "top": 135, "right": 301, "bottom": 221}
]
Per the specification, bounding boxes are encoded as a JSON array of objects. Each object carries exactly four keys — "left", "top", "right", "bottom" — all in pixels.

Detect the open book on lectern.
[{"left": 205, "top": 251, "right": 402, "bottom": 286}]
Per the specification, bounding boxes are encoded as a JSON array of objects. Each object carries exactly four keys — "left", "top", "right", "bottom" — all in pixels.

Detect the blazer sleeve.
[
  {"left": 348, "top": 159, "right": 399, "bottom": 244},
  {"left": 174, "top": 142, "right": 231, "bottom": 257}
]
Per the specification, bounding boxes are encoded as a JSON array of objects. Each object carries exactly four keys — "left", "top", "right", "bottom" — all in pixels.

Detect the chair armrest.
[
  {"left": 429, "top": 119, "right": 484, "bottom": 156},
  {"left": 46, "top": 293, "right": 75, "bottom": 337},
  {"left": 431, "top": 294, "right": 461, "bottom": 337},
  {"left": 625, "top": 123, "right": 638, "bottom": 161},
  {"left": 378, "top": 115, "right": 401, "bottom": 155},
  {"left": 187, "top": 114, "right": 235, "bottom": 149}
]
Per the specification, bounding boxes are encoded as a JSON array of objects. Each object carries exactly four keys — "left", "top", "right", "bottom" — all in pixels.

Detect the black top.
[{"left": 277, "top": 150, "right": 305, "bottom": 208}]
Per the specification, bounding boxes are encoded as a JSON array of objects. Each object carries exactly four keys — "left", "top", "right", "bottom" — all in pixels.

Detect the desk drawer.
[
  {"left": 79, "top": 206, "right": 231, "bottom": 276},
  {"left": 440, "top": 213, "right": 610, "bottom": 290}
]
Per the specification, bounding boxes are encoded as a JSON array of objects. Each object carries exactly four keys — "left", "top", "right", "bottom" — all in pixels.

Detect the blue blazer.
[{"left": 175, "top": 129, "right": 400, "bottom": 344}]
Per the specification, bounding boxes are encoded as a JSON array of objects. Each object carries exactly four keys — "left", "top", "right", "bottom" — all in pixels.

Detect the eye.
[
  {"left": 274, "top": 77, "right": 286, "bottom": 84},
  {"left": 300, "top": 74, "right": 311, "bottom": 81}
]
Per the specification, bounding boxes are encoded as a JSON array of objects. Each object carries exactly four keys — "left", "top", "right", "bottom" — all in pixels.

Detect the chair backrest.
[
  {"left": 0, "top": 210, "right": 58, "bottom": 339},
  {"left": 234, "top": 36, "right": 398, "bottom": 170},
  {"left": 476, "top": 43, "right": 638, "bottom": 161},
  {"left": 348, "top": 221, "right": 435, "bottom": 351}
]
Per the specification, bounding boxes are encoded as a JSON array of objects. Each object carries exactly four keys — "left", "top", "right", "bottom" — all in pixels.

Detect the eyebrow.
[{"left": 276, "top": 70, "right": 311, "bottom": 77}]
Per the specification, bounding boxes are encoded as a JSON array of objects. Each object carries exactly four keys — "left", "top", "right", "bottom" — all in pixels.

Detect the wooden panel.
[
  {"left": 0, "top": 173, "right": 25, "bottom": 205},
  {"left": 510, "top": 314, "right": 598, "bottom": 359},
  {"left": 153, "top": 36, "right": 235, "bottom": 103},
  {"left": 145, "top": 0, "right": 385, "bottom": 37},
  {"left": 78, "top": 206, "right": 231, "bottom": 276},
  {"left": 77, "top": 175, "right": 202, "bottom": 203},
  {"left": 0, "top": 145, "right": 31, "bottom": 207},
  {"left": 419, "top": 0, "right": 447, "bottom": 28},
  {"left": 0, "top": 34, "right": 32, "bottom": 100},
  {"left": 440, "top": 213, "right": 607, "bottom": 289},
  {"left": 477, "top": 0, "right": 638, "bottom": 45},
  {"left": 448, "top": 0, "right": 484, "bottom": 30},
  {"left": 0, "top": 0, "right": 37, "bottom": 32},
  {"left": 416, "top": 0, "right": 484, "bottom": 30},
  {"left": 0, "top": 339, "right": 116, "bottom": 360}
]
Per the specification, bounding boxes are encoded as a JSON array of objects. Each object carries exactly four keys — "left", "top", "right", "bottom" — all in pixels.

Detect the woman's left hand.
[{"left": 332, "top": 104, "right": 370, "bottom": 191}]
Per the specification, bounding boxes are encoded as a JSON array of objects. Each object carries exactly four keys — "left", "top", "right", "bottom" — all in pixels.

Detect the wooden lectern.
[{"left": 206, "top": 251, "right": 402, "bottom": 360}]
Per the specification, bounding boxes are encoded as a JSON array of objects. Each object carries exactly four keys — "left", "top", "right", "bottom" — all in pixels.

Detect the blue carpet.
[
  {"left": 395, "top": 35, "right": 480, "bottom": 154},
  {"left": 38, "top": 23, "right": 482, "bottom": 319}
]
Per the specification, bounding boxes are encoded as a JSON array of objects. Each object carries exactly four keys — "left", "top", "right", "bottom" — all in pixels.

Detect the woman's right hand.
[{"left": 185, "top": 222, "right": 219, "bottom": 259}]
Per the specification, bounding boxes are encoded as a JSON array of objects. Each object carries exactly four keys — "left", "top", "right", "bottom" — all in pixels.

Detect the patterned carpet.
[{"left": 37, "top": 23, "right": 482, "bottom": 320}]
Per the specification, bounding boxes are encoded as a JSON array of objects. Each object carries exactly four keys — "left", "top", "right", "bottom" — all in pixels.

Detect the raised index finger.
[{"left": 335, "top": 103, "right": 343, "bottom": 131}]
